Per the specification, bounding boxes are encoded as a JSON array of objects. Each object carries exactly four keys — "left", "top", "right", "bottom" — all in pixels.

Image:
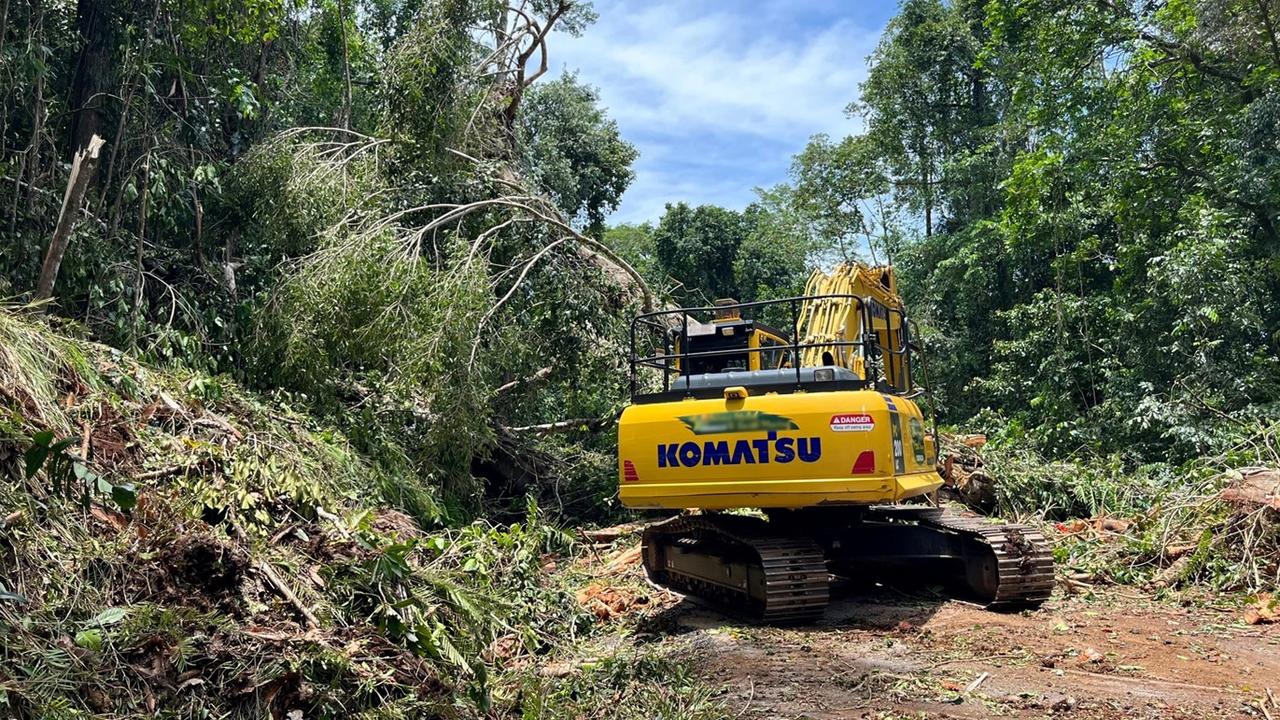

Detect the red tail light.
[
  {"left": 623, "top": 460, "right": 640, "bottom": 482},
  {"left": 851, "top": 450, "right": 876, "bottom": 474}
]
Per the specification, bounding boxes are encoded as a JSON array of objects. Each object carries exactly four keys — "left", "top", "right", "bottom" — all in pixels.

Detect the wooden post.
[{"left": 35, "top": 133, "right": 104, "bottom": 301}]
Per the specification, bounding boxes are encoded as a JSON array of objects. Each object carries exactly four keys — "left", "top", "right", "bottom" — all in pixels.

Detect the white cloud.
[{"left": 547, "top": 0, "right": 885, "bottom": 223}]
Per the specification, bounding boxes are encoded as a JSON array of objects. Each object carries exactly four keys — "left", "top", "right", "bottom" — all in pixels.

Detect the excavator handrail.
[
  {"left": 637, "top": 339, "right": 866, "bottom": 364},
  {"left": 631, "top": 293, "right": 868, "bottom": 322},
  {"left": 629, "top": 293, "right": 904, "bottom": 398}
]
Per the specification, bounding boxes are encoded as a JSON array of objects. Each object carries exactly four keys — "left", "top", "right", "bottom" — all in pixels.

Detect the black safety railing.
[
  {"left": 879, "top": 304, "right": 912, "bottom": 392},
  {"left": 628, "top": 294, "right": 921, "bottom": 399}
]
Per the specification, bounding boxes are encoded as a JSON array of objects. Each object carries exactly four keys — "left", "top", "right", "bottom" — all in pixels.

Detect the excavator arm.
[{"left": 797, "top": 264, "right": 912, "bottom": 393}]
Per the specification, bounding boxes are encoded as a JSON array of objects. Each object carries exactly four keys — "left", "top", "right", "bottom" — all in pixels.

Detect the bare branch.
[
  {"left": 493, "top": 365, "right": 553, "bottom": 396},
  {"left": 503, "top": 416, "right": 616, "bottom": 435},
  {"left": 468, "top": 236, "right": 570, "bottom": 367}
]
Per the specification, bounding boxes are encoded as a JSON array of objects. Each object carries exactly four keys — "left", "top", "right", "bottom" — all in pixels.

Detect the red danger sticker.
[{"left": 830, "top": 413, "right": 875, "bottom": 432}]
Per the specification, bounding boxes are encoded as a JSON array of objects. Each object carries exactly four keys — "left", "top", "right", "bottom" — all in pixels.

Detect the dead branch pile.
[
  {"left": 936, "top": 429, "right": 1280, "bottom": 593},
  {"left": 0, "top": 308, "right": 591, "bottom": 718}
]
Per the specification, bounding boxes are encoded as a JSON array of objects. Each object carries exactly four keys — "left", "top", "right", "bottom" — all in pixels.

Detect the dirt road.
[{"left": 645, "top": 585, "right": 1280, "bottom": 719}]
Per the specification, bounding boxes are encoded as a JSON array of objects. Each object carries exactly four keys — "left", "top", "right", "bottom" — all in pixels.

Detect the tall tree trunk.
[
  {"left": 0, "top": 0, "right": 10, "bottom": 64},
  {"left": 191, "top": 186, "right": 204, "bottom": 269},
  {"left": 102, "top": 0, "right": 160, "bottom": 225},
  {"left": 1258, "top": 0, "right": 1280, "bottom": 69},
  {"left": 69, "top": 0, "right": 113, "bottom": 155},
  {"left": 923, "top": 164, "right": 934, "bottom": 238},
  {"left": 28, "top": 0, "right": 45, "bottom": 189},
  {"left": 337, "top": 0, "right": 352, "bottom": 129},
  {"left": 12, "top": 0, "right": 46, "bottom": 230}
]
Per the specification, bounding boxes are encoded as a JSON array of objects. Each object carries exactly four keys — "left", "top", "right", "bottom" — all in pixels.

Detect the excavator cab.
[
  {"left": 633, "top": 293, "right": 922, "bottom": 402},
  {"left": 672, "top": 299, "right": 793, "bottom": 375}
]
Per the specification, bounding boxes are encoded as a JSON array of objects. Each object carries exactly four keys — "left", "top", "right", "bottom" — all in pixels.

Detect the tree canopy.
[
  {"left": 789, "top": 0, "right": 1280, "bottom": 462},
  {"left": 0, "top": 0, "right": 645, "bottom": 521}
]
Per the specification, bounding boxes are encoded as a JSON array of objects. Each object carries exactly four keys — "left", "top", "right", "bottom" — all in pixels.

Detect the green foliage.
[
  {"left": 378, "top": 0, "right": 480, "bottom": 154},
  {"left": 733, "top": 185, "right": 817, "bottom": 307},
  {"left": 318, "top": 500, "right": 590, "bottom": 713},
  {"left": 0, "top": 2, "right": 698, "bottom": 717},
  {"left": 0, "top": 0, "right": 637, "bottom": 528},
  {"left": 0, "top": 309, "right": 107, "bottom": 435},
  {"left": 602, "top": 222, "right": 661, "bottom": 287},
  {"left": 0, "top": 0, "right": 639, "bottom": 522},
  {"left": 518, "top": 650, "right": 728, "bottom": 720},
  {"left": 797, "top": 0, "right": 1280, "bottom": 465},
  {"left": 251, "top": 203, "right": 498, "bottom": 508},
  {"left": 653, "top": 202, "right": 753, "bottom": 304},
  {"left": 648, "top": 197, "right": 821, "bottom": 309},
  {"left": 792, "top": 134, "right": 900, "bottom": 261},
  {"left": 973, "top": 418, "right": 1280, "bottom": 592},
  {"left": 23, "top": 430, "right": 137, "bottom": 512},
  {"left": 626, "top": 189, "right": 831, "bottom": 336},
  {"left": 0, "top": 308, "right": 672, "bottom": 719},
  {"left": 857, "top": 0, "right": 996, "bottom": 235},
  {"left": 519, "top": 74, "right": 638, "bottom": 237}
]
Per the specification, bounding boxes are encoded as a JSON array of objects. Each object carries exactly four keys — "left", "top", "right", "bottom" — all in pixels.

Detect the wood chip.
[{"left": 964, "top": 672, "right": 990, "bottom": 693}]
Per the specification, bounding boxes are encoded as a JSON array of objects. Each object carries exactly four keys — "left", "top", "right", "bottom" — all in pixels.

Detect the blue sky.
[{"left": 551, "top": 0, "right": 897, "bottom": 224}]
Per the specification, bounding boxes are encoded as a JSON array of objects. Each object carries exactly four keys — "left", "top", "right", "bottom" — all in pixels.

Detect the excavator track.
[
  {"left": 642, "top": 515, "right": 829, "bottom": 623},
  {"left": 864, "top": 505, "right": 1056, "bottom": 607},
  {"left": 642, "top": 506, "right": 1053, "bottom": 623}
]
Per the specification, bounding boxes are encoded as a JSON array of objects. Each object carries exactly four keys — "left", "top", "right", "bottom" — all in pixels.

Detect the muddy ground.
[{"left": 639, "top": 584, "right": 1280, "bottom": 719}]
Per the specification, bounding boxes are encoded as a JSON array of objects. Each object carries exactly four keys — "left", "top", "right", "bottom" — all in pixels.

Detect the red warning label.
[
  {"left": 623, "top": 460, "right": 640, "bottom": 482},
  {"left": 830, "top": 413, "right": 875, "bottom": 432}
]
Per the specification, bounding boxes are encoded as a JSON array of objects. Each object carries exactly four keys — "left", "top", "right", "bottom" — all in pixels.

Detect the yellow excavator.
[{"left": 617, "top": 263, "right": 1053, "bottom": 622}]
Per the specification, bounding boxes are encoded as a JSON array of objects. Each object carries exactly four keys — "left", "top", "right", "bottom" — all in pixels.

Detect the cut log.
[
  {"left": 1220, "top": 470, "right": 1280, "bottom": 511},
  {"left": 604, "top": 544, "right": 642, "bottom": 574},
  {"left": 580, "top": 521, "right": 645, "bottom": 544}
]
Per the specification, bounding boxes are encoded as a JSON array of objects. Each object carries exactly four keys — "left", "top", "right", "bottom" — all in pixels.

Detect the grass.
[
  {"left": 0, "top": 306, "right": 106, "bottom": 436},
  {"left": 516, "top": 649, "right": 729, "bottom": 720}
]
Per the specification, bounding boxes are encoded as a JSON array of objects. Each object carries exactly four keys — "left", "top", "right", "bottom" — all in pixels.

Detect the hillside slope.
[{"left": 0, "top": 308, "right": 612, "bottom": 719}]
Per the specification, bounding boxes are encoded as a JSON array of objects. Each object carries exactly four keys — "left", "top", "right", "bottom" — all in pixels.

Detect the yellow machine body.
[
  {"left": 619, "top": 263, "right": 942, "bottom": 511},
  {"left": 618, "top": 388, "right": 938, "bottom": 510},
  {"left": 796, "top": 264, "right": 910, "bottom": 390}
]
